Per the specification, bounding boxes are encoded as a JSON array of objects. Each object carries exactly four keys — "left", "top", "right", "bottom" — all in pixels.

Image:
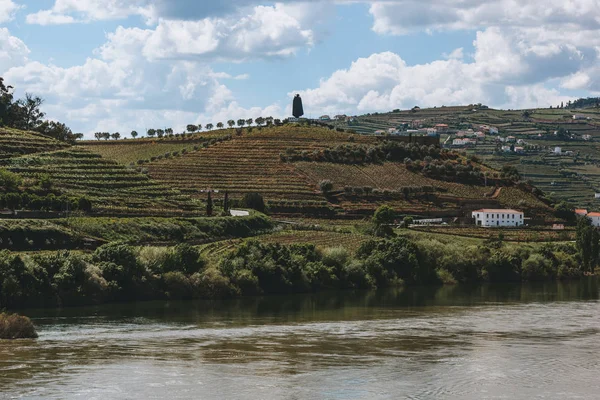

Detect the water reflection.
[{"left": 1, "top": 279, "right": 599, "bottom": 399}]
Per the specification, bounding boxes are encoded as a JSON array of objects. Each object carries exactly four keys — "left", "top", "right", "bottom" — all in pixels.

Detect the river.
[{"left": 1, "top": 280, "right": 599, "bottom": 399}]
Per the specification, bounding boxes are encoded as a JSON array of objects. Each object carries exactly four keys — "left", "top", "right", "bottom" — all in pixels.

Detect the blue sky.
[{"left": 0, "top": 0, "right": 598, "bottom": 137}]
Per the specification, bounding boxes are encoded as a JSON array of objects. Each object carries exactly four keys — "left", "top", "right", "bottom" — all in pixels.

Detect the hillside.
[
  {"left": 76, "top": 125, "right": 552, "bottom": 219},
  {"left": 333, "top": 105, "right": 600, "bottom": 208},
  {"left": 0, "top": 131, "right": 202, "bottom": 215},
  {"left": 0, "top": 127, "right": 68, "bottom": 159},
  {"left": 78, "top": 131, "right": 230, "bottom": 165}
]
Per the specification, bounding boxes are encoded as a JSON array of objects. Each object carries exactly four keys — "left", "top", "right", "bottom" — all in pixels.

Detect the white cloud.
[
  {"left": 26, "top": 0, "right": 153, "bottom": 25},
  {"left": 292, "top": 43, "right": 577, "bottom": 116},
  {"left": 561, "top": 71, "right": 592, "bottom": 90},
  {"left": 0, "top": 28, "right": 30, "bottom": 72},
  {"left": 369, "top": 0, "right": 600, "bottom": 35},
  {"left": 0, "top": 0, "right": 20, "bottom": 24},
  {"left": 96, "top": 4, "right": 316, "bottom": 63}
]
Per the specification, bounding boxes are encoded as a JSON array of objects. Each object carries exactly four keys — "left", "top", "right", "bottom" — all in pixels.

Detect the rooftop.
[
  {"left": 587, "top": 212, "right": 600, "bottom": 217},
  {"left": 473, "top": 209, "right": 523, "bottom": 214}
]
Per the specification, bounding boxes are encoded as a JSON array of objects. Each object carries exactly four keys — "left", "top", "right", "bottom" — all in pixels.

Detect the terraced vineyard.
[
  {"left": 79, "top": 132, "right": 230, "bottom": 165},
  {"left": 0, "top": 148, "right": 201, "bottom": 215},
  {"left": 0, "top": 128, "right": 68, "bottom": 159},
  {"left": 145, "top": 126, "right": 373, "bottom": 201},
  {"left": 339, "top": 105, "right": 600, "bottom": 209}
]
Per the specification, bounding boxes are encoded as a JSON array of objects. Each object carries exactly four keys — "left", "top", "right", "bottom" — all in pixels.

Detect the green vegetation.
[
  {"left": 0, "top": 232, "right": 584, "bottom": 309},
  {"left": 0, "top": 313, "right": 38, "bottom": 339},
  {"left": 0, "top": 148, "right": 200, "bottom": 214}
]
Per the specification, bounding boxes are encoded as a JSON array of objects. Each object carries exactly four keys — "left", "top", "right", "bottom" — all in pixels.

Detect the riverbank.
[{"left": 0, "top": 232, "right": 587, "bottom": 310}]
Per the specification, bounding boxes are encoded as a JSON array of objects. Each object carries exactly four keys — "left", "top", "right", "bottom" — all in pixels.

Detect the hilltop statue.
[{"left": 292, "top": 94, "right": 304, "bottom": 118}]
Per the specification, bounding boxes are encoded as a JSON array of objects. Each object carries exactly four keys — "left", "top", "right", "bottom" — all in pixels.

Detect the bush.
[
  {"left": 0, "top": 313, "right": 38, "bottom": 339},
  {"left": 319, "top": 179, "right": 334, "bottom": 194},
  {"left": 78, "top": 196, "right": 93, "bottom": 213},
  {"left": 163, "top": 244, "right": 205, "bottom": 275},
  {"left": 0, "top": 169, "right": 22, "bottom": 191},
  {"left": 242, "top": 192, "right": 265, "bottom": 213}
]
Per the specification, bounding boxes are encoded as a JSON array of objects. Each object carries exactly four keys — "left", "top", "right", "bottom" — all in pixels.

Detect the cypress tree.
[
  {"left": 206, "top": 191, "right": 213, "bottom": 217},
  {"left": 224, "top": 191, "right": 229, "bottom": 213}
]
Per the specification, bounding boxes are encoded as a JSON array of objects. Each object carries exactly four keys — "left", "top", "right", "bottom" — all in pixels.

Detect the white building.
[
  {"left": 489, "top": 127, "right": 499, "bottom": 135},
  {"left": 554, "top": 147, "right": 562, "bottom": 155},
  {"left": 573, "top": 114, "right": 589, "bottom": 120},
  {"left": 588, "top": 212, "right": 600, "bottom": 227},
  {"left": 472, "top": 209, "right": 525, "bottom": 227}
]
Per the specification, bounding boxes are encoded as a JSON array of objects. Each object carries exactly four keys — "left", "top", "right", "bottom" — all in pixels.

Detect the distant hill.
[{"left": 330, "top": 105, "right": 600, "bottom": 209}]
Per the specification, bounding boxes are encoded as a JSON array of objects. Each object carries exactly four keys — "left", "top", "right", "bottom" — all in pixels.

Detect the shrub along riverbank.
[{"left": 0, "top": 234, "right": 584, "bottom": 310}]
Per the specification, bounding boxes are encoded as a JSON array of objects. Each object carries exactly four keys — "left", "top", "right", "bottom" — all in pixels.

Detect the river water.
[{"left": 1, "top": 280, "right": 599, "bottom": 399}]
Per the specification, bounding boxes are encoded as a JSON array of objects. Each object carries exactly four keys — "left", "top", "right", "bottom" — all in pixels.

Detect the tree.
[
  {"left": 246, "top": 118, "right": 253, "bottom": 126},
  {"left": 111, "top": 132, "right": 121, "bottom": 140},
  {"left": 255, "top": 117, "right": 265, "bottom": 126},
  {"left": 554, "top": 201, "right": 575, "bottom": 222},
  {"left": 94, "top": 132, "right": 103, "bottom": 141},
  {"left": 14, "top": 93, "right": 45, "bottom": 130},
  {"left": 0, "top": 169, "right": 22, "bottom": 191},
  {"left": 186, "top": 125, "right": 197, "bottom": 134},
  {"left": 36, "top": 121, "right": 76, "bottom": 142},
  {"left": 206, "top": 191, "right": 213, "bottom": 217},
  {"left": 156, "top": 129, "right": 165, "bottom": 138},
  {"left": 242, "top": 192, "right": 265, "bottom": 213},
  {"left": 147, "top": 129, "right": 156, "bottom": 138},
  {"left": 223, "top": 191, "right": 230, "bottom": 213},
  {"left": 237, "top": 119, "right": 246, "bottom": 128},
  {"left": 319, "top": 179, "right": 334, "bottom": 194},
  {"left": 165, "top": 128, "right": 173, "bottom": 135},
  {"left": 0, "top": 77, "right": 15, "bottom": 126},
  {"left": 206, "top": 123, "right": 213, "bottom": 131},
  {"left": 372, "top": 205, "right": 396, "bottom": 237},
  {"left": 78, "top": 197, "right": 92, "bottom": 213},
  {"left": 102, "top": 132, "right": 111, "bottom": 140},
  {"left": 576, "top": 217, "right": 596, "bottom": 273},
  {"left": 227, "top": 120, "right": 235, "bottom": 128},
  {"left": 216, "top": 122, "right": 224, "bottom": 129},
  {"left": 373, "top": 205, "right": 396, "bottom": 226},
  {"left": 4, "top": 193, "right": 20, "bottom": 213},
  {"left": 131, "top": 130, "right": 138, "bottom": 139},
  {"left": 266, "top": 117, "right": 274, "bottom": 126}
]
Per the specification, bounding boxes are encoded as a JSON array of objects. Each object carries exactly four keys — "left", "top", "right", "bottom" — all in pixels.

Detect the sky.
[{"left": 0, "top": 0, "right": 599, "bottom": 137}]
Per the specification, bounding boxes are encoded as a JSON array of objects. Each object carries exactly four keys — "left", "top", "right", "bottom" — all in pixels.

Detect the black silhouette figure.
[{"left": 292, "top": 94, "right": 304, "bottom": 118}]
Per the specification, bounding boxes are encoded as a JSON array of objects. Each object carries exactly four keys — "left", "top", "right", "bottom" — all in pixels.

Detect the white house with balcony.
[
  {"left": 472, "top": 209, "right": 525, "bottom": 227},
  {"left": 587, "top": 212, "right": 600, "bottom": 227}
]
